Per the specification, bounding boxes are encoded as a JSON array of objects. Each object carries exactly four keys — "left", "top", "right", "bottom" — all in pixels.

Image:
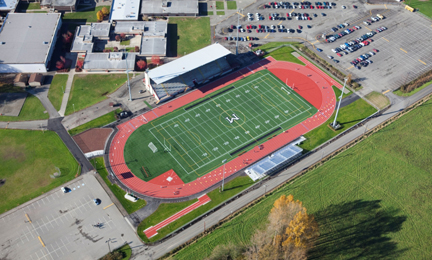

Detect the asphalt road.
[{"left": 145, "top": 87, "right": 432, "bottom": 259}]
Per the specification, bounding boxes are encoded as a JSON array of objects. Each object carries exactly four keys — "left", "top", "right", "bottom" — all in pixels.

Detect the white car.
[
  {"left": 341, "top": 5, "right": 346, "bottom": 9},
  {"left": 369, "top": 51, "right": 375, "bottom": 56},
  {"left": 61, "top": 187, "right": 68, "bottom": 193},
  {"left": 331, "top": 49, "right": 337, "bottom": 53},
  {"left": 343, "top": 22, "right": 349, "bottom": 26},
  {"left": 327, "top": 55, "right": 334, "bottom": 59},
  {"left": 247, "top": 13, "right": 252, "bottom": 17}
]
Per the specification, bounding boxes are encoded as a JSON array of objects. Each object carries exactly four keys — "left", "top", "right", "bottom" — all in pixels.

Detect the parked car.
[
  {"left": 94, "top": 199, "right": 101, "bottom": 205},
  {"left": 316, "top": 48, "right": 323, "bottom": 52}
]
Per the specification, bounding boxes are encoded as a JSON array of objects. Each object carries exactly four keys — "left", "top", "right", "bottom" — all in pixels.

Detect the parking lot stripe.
[
  {"left": 419, "top": 59, "right": 427, "bottom": 65},
  {"left": 346, "top": 65, "right": 354, "bottom": 70},
  {"left": 236, "top": 12, "right": 245, "bottom": 17},
  {"left": 278, "top": 21, "right": 282, "bottom": 25},
  {"left": 264, "top": 33, "right": 270, "bottom": 39},
  {"left": 38, "top": 236, "right": 45, "bottom": 247},
  {"left": 382, "top": 90, "right": 391, "bottom": 94},
  {"left": 365, "top": 26, "right": 372, "bottom": 31},
  {"left": 382, "top": 37, "right": 389, "bottom": 42},
  {"left": 26, "top": 213, "right": 32, "bottom": 223},
  {"left": 103, "top": 203, "right": 114, "bottom": 210},
  {"left": 400, "top": 48, "right": 408, "bottom": 53}
]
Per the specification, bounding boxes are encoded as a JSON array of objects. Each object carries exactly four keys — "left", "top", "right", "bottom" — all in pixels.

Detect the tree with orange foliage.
[
  {"left": 101, "top": 7, "right": 110, "bottom": 16},
  {"left": 96, "top": 10, "right": 104, "bottom": 22},
  {"left": 151, "top": 55, "right": 162, "bottom": 65}
]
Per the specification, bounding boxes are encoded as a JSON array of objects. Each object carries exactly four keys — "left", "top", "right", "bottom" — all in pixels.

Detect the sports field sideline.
[{"left": 124, "top": 70, "right": 317, "bottom": 183}]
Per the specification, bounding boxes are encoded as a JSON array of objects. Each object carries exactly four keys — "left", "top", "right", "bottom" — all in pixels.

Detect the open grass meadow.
[
  {"left": 138, "top": 176, "right": 254, "bottom": 242},
  {"left": 65, "top": 74, "right": 127, "bottom": 115},
  {"left": 68, "top": 108, "right": 121, "bottom": 136},
  {"left": 169, "top": 98, "right": 432, "bottom": 260},
  {"left": 169, "top": 17, "right": 211, "bottom": 56},
  {"left": 62, "top": 6, "right": 110, "bottom": 23},
  {"left": 405, "top": 0, "right": 432, "bottom": 18},
  {"left": 91, "top": 157, "right": 146, "bottom": 214},
  {"left": 0, "top": 94, "right": 49, "bottom": 122},
  {"left": 0, "top": 130, "right": 79, "bottom": 213},
  {"left": 48, "top": 74, "right": 68, "bottom": 111},
  {"left": 299, "top": 86, "right": 376, "bottom": 152}
]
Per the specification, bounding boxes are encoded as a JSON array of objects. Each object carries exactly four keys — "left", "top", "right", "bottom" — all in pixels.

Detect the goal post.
[{"left": 148, "top": 142, "right": 158, "bottom": 153}]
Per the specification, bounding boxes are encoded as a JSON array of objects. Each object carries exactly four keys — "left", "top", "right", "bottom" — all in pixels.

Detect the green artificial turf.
[
  {"left": 138, "top": 176, "right": 254, "bottom": 242},
  {"left": 124, "top": 70, "right": 317, "bottom": 183},
  {"left": 170, "top": 98, "right": 432, "bottom": 260},
  {"left": 62, "top": 6, "right": 110, "bottom": 23},
  {"left": 299, "top": 86, "right": 376, "bottom": 152},
  {"left": 68, "top": 108, "right": 121, "bottom": 136},
  {"left": 91, "top": 157, "right": 146, "bottom": 214},
  {"left": 0, "top": 129, "right": 79, "bottom": 213},
  {"left": 0, "top": 94, "right": 49, "bottom": 122},
  {"left": 168, "top": 17, "right": 211, "bottom": 56},
  {"left": 227, "top": 1, "right": 237, "bottom": 10},
  {"left": 48, "top": 74, "right": 68, "bottom": 111},
  {"left": 65, "top": 74, "right": 127, "bottom": 115}
]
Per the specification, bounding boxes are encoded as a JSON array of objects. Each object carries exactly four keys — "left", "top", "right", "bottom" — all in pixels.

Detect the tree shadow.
[{"left": 308, "top": 200, "right": 408, "bottom": 260}]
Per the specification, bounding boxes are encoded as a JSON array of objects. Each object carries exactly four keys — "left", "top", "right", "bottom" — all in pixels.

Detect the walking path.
[
  {"left": 59, "top": 71, "right": 74, "bottom": 117},
  {"left": 144, "top": 194, "right": 211, "bottom": 239},
  {"left": 27, "top": 86, "right": 60, "bottom": 119}
]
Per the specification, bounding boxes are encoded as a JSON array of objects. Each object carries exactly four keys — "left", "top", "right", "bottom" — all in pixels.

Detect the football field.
[{"left": 124, "top": 70, "right": 317, "bottom": 183}]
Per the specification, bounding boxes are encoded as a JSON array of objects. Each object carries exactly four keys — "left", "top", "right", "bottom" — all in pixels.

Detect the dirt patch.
[
  {"left": 365, "top": 91, "right": 390, "bottom": 110},
  {"left": 0, "top": 144, "right": 26, "bottom": 162},
  {"left": 73, "top": 128, "right": 112, "bottom": 153}
]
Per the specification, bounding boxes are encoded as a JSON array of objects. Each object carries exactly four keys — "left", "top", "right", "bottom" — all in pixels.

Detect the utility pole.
[
  {"left": 236, "top": 10, "right": 240, "bottom": 55},
  {"left": 222, "top": 159, "right": 227, "bottom": 191},
  {"left": 73, "top": 103, "right": 75, "bottom": 114},
  {"left": 331, "top": 77, "right": 348, "bottom": 128},
  {"left": 125, "top": 52, "right": 132, "bottom": 101},
  {"left": 106, "top": 238, "right": 112, "bottom": 253}
]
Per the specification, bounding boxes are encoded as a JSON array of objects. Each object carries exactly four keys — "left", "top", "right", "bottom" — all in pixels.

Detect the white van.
[{"left": 124, "top": 193, "right": 138, "bottom": 202}]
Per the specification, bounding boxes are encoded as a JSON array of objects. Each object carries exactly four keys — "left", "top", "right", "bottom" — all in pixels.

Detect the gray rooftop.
[
  {"left": 77, "top": 23, "right": 111, "bottom": 37},
  {"left": 148, "top": 43, "right": 231, "bottom": 85},
  {"left": 140, "top": 37, "right": 166, "bottom": 56},
  {"left": 114, "top": 21, "right": 167, "bottom": 36},
  {"left": 83, "top": 52, "right": 136, "bottom": 70},
  {"left": 71, "top": 36, "right": 94, "bottom": 53},
  {"left": 141, "top": 0, "right": 198, "bottom": 15},
  {"left": 0, "top": 0, "right": 18, "bottom": 10},
  {"left": 110, "top": 0, "right": 140, "bottom": 21},
  {"left": 0, "top": 13, "right": 61, "bottom": 64},
  {"left": 41, "top": 0, "right": 76, "bottom": 7}
]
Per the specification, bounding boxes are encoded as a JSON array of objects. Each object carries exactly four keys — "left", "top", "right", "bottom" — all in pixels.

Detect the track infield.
[{"left": 124, "top": 70, "right": 317, "bottom": 183}]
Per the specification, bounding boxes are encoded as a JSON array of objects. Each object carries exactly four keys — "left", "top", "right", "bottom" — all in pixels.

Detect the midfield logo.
[{"left": 225, "top": 113, "right": 240, "bottom": 124}]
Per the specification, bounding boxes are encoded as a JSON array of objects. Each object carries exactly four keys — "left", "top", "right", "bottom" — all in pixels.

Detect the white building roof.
[
  {"left": 110, "top": 0, "right": 140, "bottom": 21},
  {"left": 140, "top": 37, "right": 166, "bottom": 56},
  {"left": 114, "top": 21, "right": 167, "bottom": 36},
  {"left": 148, "top": 43, "right": 231, "bottom": 85},
  {"left": 84, "top": 52, "right": 136, "bottom": 70},
  {"left": 0, "top": 0, "right": 19, "bottom": 10},
  {"left": 77, "top": 23, "right": 111, "bottom": 37},
  {"left": 141, "top": 0, "right": 198, "bottom": 15},
  {"left": 0, "top": 13, "right": 61, "bottom": 64}
]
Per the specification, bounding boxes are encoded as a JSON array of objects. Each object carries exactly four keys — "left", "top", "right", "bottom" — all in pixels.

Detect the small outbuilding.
[
  {"left": 13, "top": 73, "right": 28, "bottom": 87},
  {"left": 28, "top": 73, "right": 44, "bottom": 87}
]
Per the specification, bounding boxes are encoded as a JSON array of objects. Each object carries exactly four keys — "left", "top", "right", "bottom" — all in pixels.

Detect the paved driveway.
[{"left": 0, "top": 174, "right": 141, "bottom": 260}]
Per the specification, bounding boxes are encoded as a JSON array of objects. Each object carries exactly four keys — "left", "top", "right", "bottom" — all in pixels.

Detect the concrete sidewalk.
[
  {"left": 58, "top": 72, "right": 74, "bottom": 117},
  {"left": 0, "top": 120, "right": 48, "bottom": 130}
]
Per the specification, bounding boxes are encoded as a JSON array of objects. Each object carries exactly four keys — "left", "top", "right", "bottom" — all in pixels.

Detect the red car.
[
  {"left": 353, "top": 5, "right": 357, "bottom": 8},
  {"left": 368, "top": 39, "right": 373, "bottom": 42},
  {"left": 337, "top": 53, "right": 342, "bottom": 57},
  {"left": 308, "top": 17, "right": 311, "bottom": 20},
  {"left": 256, "top": 29, "right": 260, "bottom": 33},
  {"left": 224, "top": 37, "right": 228, "bottom": 40},
  {"left": 373, "top": 48, "right": 379, "bottom": 52},
  {"left": 298, "top": 25, "right": 302, "bottom": 29}
]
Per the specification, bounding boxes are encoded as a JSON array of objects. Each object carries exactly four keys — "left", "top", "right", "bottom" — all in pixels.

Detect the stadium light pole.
[
  {"left": 124, "top": 51, "right": 132, "bottom": 101},
  {"left": 222, "top": 159, "right": 227, "bottom": 191},
  {"left": 236, "top": 10, "right": 241, "bottom": 55},
  {"left": 332, "top": 77, "right": 347, "bottom": 128}
]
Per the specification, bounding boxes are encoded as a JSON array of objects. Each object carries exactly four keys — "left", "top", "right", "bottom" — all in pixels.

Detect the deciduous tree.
[
  {"left": 120, "top": 33, "right": 126, "bottom": 40},
  {"left": 134, "top": 46, "right": 140, "bottom": 52},
  {"left": 101, "top": 7, "right": 110, "bottom": 16},
  {"left": 136, "top": 60, "right": 147, "bottom": 70},
  {"left": 56, "top": 60, "right": 64, "bottom": 70},
  {"left": 115, "top": 35, "right": 121, "bottom": 41},
  {"left": 151, "top": 55, "right": 162, "bottom": 65},
  {"left": 96, "top": 10, "right": 104, "bottom": 22},
  {"left": 62, "top": 31, "right": 73, "bottom": 44}
]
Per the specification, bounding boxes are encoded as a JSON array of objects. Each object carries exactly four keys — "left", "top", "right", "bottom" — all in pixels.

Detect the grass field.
[
  {"left": 169, "top": 98, "right": 432, "bottom": 260},
  {"left": 0, "top": 130, "right": 79, "bottom": 213},
  {"left": 138, "top": 176, "right": 254, "bottom": 242},
  {"left": 168, "top": 17, "right": 211, "bottom": 56},
  {"left": 265, "top": 46, "right": 305, "bottom": 65},
  {"left": 62, "top": 6, "right": 110, "bottom": 23},
  {"left": 65, "top": 74, "right": 127, "bottom": 115},
  {"left": 227, "top": 1, "right": 237, "bottom": 10},
  {"left": 299, "top": 87, "right": 376, "bottom": 152},
  {"left": 216, "top": 1, "right": 224, "bottom": 9},
  {"left": 17, "top": 2, "right": 41, "bottom": 10},
  {"left": 206, "top": 11, "right": 214, "bottom": 15},
  {"left": 0, "top": 94, "right": 49, "bottom": 122},
  {"left": 48, "top": 74, "right": 68, "bottom": 111},
  {"left": 91, "top": 157, "right": 146, "bottom": 214},
  {"left": 68, "top": 108, "right": 121, "bottom": 136},
  {"left": 216, "top": 11, "right": 225, "bottom": 15},
  {"left": 365, "top": 91, "right": 390, "bottom": 109},
  {"left": 124, "top": 70, "right": 317, "bottom": 183},
  {"left": 120, "top": 40, "right": 131, "bottom": 46},
  {"left": 405, "top": 0, "right": 432, "bottom": 18}
]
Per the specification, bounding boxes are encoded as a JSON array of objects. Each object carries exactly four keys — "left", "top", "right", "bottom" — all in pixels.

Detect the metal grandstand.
[
  {"left": 143, "top": 43, "right": 233, "bottom": 102},
  {"left": 245, "top": 137, "right": 305, "bottom": 181}
]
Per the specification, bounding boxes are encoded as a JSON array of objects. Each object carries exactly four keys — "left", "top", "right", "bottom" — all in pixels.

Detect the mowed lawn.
[
  {"left": 68, "top": 108, "right": 121, "bottom": 136},
  {"left": 169, "top": 17, "right": 211, "bottom": 56},
  {"left": 65, "top": 74, "right": 127, "bottom": 115},
  {"left": 170, "top": 99, "right": 432, "bottom": 260},
  {"left": 405, "top": 0, "right": 432, "bottom": 17},
  {"left": 48, "top": 74, "right": 68, "bottom": 111},
  {"left": 0, "top": 94, "right": 49, "bottom": 122},
  {"left": 62, "top": 6, "right": 110, "bottom": 23},
  {"left": 0, "top": 130, "right": 79, "bottom": 213}
]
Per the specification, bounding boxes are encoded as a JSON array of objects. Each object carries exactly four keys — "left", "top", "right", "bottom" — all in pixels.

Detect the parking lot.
[
  {"left": 0, "top": 174, "right": 141, "bottom": 260},
  {"left": 216, "top": 1, "right": 432, "bottom": 94}
]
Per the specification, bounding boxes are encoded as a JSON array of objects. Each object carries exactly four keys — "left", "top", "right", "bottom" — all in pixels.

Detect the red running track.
[
  {"left": 144, "top": 194, "right": 211, "bottom": 238},
  {"left": 108, "top": 56, "right": 340, "bottom": 199}
]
